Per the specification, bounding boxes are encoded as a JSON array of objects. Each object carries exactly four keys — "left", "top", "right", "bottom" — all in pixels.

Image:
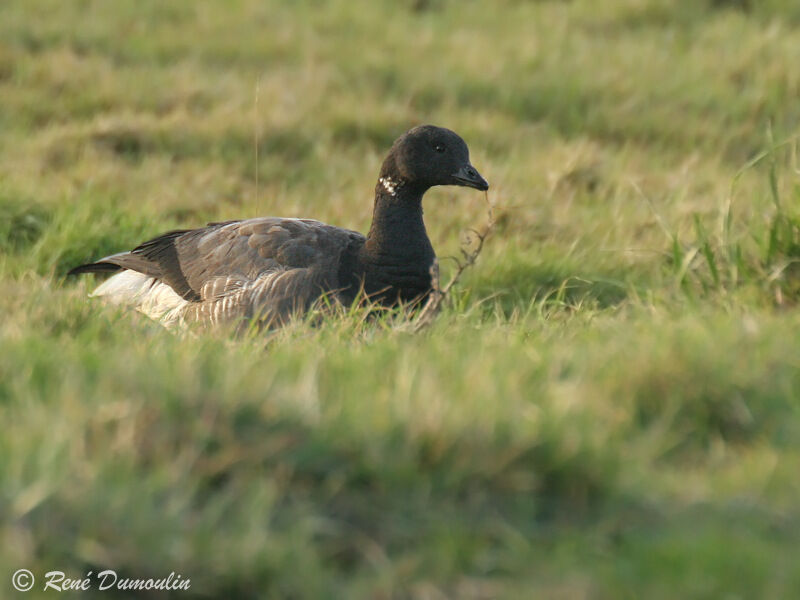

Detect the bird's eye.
[{"left": 434, "top": 143, "right": 446, "bottom": 153}]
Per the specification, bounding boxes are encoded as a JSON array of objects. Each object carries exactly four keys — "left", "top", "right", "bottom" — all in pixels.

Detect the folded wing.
[{"left": 71, "top": 217, "right": 364, "bottom": 328}]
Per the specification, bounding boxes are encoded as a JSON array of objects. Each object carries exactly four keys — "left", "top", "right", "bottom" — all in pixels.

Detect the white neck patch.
[{"left": 379, "top": 176, "right": 403, "bottom": 196}]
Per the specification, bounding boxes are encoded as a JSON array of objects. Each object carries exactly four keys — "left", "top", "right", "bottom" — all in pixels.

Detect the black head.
[{"left": 379, "top": 125, "right": 489, "bottom": 194}]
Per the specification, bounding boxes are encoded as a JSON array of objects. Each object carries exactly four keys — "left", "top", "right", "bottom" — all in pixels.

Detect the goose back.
[{"left": 80, "top": 218, "right": 365, "bottom": 328}]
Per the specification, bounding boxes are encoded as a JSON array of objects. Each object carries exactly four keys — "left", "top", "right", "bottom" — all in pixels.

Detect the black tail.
[{"left": 67, "top": 262, "right": 124, "bottom": 276}]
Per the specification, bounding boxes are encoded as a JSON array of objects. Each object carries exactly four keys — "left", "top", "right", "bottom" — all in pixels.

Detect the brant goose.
[{"left": 69, "top": 125, "right": 489, "bottom": 329}]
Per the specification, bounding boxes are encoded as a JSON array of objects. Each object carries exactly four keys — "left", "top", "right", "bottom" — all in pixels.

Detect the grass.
[{"left": 2, "top": 0, "right": 800, "bottom": 597}]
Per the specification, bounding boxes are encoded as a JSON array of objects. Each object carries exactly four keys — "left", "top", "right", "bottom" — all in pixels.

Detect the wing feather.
[{"left": 78, "top": 217, "right": 365, "bottom": 328}]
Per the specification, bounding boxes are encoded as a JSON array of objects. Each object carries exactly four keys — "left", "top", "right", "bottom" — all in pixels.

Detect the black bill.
[{"left": 452, "top": 164, "right": 489, "bottom": 191}]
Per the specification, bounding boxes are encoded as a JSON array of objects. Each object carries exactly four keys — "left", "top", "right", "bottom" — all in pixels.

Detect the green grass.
[{"left": 2, "top": 0, "right": 800, "bottom": 598}]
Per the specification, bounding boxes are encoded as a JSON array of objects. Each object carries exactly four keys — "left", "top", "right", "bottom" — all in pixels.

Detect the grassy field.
[{"left": 3, "top": 0, "right": 800, "bottom": 597}]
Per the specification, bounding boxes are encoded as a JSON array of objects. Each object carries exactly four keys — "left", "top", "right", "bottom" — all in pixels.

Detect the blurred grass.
[{"left": 2, "top": 0, "right": 800, "bottom": 598}]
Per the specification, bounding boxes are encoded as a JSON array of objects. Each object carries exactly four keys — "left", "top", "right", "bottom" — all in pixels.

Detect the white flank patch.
[{"left": 91, "top": 270, "right": 189, "bottom": 328}]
